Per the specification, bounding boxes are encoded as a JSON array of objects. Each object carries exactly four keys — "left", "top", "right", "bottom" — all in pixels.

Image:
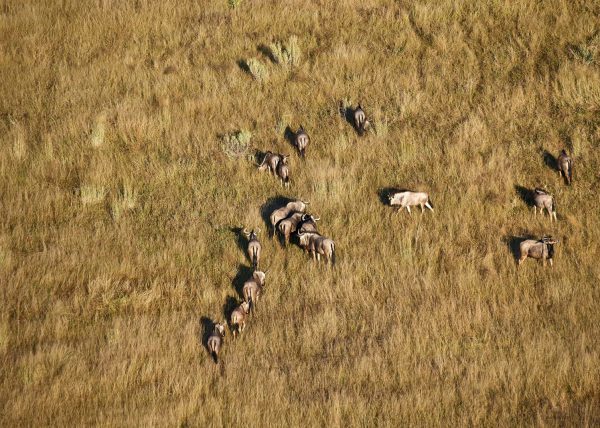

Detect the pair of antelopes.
[
  {"left": 257, "top": 105, "right": 371, "bottom": 186},
  {"left": 270, "top": 200, "right": 335, "bottom": 265},
  {"left": 207, "top": 228, "right": 267, "bottom": 363}
]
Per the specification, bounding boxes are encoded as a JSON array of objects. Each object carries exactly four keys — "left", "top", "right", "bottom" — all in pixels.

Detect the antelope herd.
[{"left": 205, "top": 102, "right": 575, "bottom": 363}]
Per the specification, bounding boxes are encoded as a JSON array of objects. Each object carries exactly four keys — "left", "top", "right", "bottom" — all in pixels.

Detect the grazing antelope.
[
  {"left": 557, "top": 149, "right": 573, "bottom": 185},
  {"left": 277, "top": 212, "right": 304, "bottom": 246},
  {"left": 297, "top": 231, "right": 335, "bottom": 265},
  {"left": 294, "top": 126, "right": 310, "bottom": 158},
  {"left": 298, "top": 213, "right": 320, "bottom": 233},
  {"left": 533, "top": 188, "right": 557, "bottom": 221},
  {"left": 243, "top": 270, "right": 266, "bottom": 311},
  {"left": 230, "top": 301, "right": 251, "bottom": 338},
  {"left": 518, "top": 236, "right": 558, "bottom": 267},
  {"left": 276, "top": 158, "right": 290, "bottom": 187},
  {"left": 269, "top": 200, "right": 309, "bottom": 233},
  {"left": 353, "top": 104, "right": 370, "bottom": 135},
  {"left": 257, "top": 151, "right": 283, "bottom": 175},
  {"left": 243, "top": 228, "right": 261, "bottom": 268},
  {"left": 388, "top": 191, "right": 434, "bottom": 215},
  {"left": 207, "top": 322, "right": 226, "bottom": 364}
]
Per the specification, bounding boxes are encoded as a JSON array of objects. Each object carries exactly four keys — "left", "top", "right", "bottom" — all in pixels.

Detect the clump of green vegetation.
[
  {"left": 270, "top": 36, "right": 301, "bottom": 68},
  {"left": 221, "top": 130, "right": 252, "bottom": 159},
  {"left": 244, "top": 58, "right": 269, "bottom": 82},
  {"left": 569, "top": 32, "right": 600, "bottom": 64},
  {"left": 228, "top": 0, "right": 242, "bottom": 9}
]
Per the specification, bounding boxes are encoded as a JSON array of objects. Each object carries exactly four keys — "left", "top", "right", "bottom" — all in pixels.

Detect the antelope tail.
[
  {"left": 331, "top": 242, "right": 336, "bottom": 266},
  {"left": 252, "top": 248, "right": 258, "bottom": 269},
  {"left": 428, "top": 197, "right": 434, "bottom": 209},
  {"left": 210, "top": 350, "right": 218, "bottom": 364}
]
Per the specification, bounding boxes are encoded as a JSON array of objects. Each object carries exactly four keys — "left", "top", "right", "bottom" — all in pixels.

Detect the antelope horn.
[
  {"left": 313, "top": 215, "right": 320, "bottom": 221},
  {"left": 256, "top": 227, "right": 261, "bottom": 234},
  {"left": 243, "top": 228, "right": 249, "bottom": 235}
]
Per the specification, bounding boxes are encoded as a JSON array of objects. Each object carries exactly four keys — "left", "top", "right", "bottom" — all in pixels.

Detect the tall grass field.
[{"left": 1, "top": 0, "right": 599, "bottom": 425}]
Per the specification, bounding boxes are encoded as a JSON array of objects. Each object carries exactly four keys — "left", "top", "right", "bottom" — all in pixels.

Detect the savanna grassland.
[{"left": 1, "top": 0, "right": 600, "bottom": 425}]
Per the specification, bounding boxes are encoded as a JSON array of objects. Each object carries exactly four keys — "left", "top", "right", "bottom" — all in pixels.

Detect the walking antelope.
[
  {"left": 276, "top": 158, "right": 290, "bottom": 187},
  {"left": 298, "top": 213, "right": 320, "bottom": 233},
  {"left": 243, "top": 270, "right": 266, "bottom": 311},
  {"left": 243, "top": 228, "right": 261, "bottom": 268},
  {"left": 269, "top": 200, "right": 309, "bottom": 233},
  {"left": 353, "top": 104, "right": 370, "bottom": 135},
  {"left": 533, "top": 188, "right": 557, "bottom": 221},
  {"left": 518, "top": 236, "right": 558, "bottom": 267},
  {"left": 230, "top": 301, "right": 251, "bottom": 338},
  {"left": 388, "top": 191, "right": 434, "bottom": 215},
  {"left": 207, "top": 322, "right": 226, "bottom": 364},
  {"left": 294, "top": 126, "right": 310, "bottom": 158},
  {"left": 277, "top": 212, "right": 305, "bottom": 246},
  {"left": 297, "top": 231, "right": 335, "bottom": 265},
  {"left": 257, "top": 151, "right": 284, "bottom": 175},
  {"left": 557, "top": 149, "right": 573, "bottom": 185}
]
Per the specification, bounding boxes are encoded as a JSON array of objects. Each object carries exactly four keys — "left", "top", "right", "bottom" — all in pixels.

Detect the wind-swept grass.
[{"left": 0, "top": 0, "right": 599, "bottom": 426}]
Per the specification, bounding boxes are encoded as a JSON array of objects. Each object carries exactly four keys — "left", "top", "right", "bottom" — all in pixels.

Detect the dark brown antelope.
[
  {"left": 298, "top": 213, "right": 320, "bottom": 233},
  {"left": 269, "top": 200, "right": 309, "bottom": 234},
  {"left": 388, "top": 190, "right": 434, "bottom": 215},
  {"left": 230, "top": 301, "right": 251, "bottom": 338},
  {"left": 243, "top": 228, "right": 261, "bottom": 269},
  {"left": 557, "top": 149, "right": 572, "bottom": 185},
  {"left": 518, "top": 236, "right": 558, "bottom": 267},
  {"left": 294, "top": 126, "right": 310, "bottom": 158},
  {"left": 533, "top": 188, "right": 557, "bottom": 221},
  {"left": 243, "top": 270, "right": 266, "bottom": 312},
  {"left": 207, "top": 322, "right": 226, "bottom": 364},
  {"left": 276, "top": 157, "right": 290, "bottom": 187},
  {"left": 277, "top": 212, "right": 304, "bottom": 246},
  {"left": 353, "top": 104, "right": 370, "bottom": 135}
]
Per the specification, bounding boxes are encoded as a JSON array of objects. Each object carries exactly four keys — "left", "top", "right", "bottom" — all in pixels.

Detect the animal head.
[
  {"left": 214, "top": 323, "right": 226, "bottom": 336},
  {"left": 280, "top": 154, "right": 290, "bottom": 165},
  {"left": 240, "top": 301, "right": 251, "bottom": 313},
  {"left": 560, "top": 149, "right": 567, "bottom": 156},
  {"left": 541, "top": 236, "right": 558, "bottom": 245},
  {"left": 253, "top": 270, "right": 266, "bottom": 284},
  {"left": 302, "top": 213, "right": 320, "bottom": 222},
  {"left": 534, "top": 188, "right": 548, "bottom": 195}
]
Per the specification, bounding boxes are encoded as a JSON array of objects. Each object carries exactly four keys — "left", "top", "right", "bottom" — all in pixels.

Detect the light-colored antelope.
[
  {"left": 276, "top": 158, "right": 290, "bottom": 187},
  {"left": 230, "top": 301, "right": 251, "bottom": 338},
  {"left": 257, "top": 151, "right": 282, "bottom": 175},
  {"left": 533, "top": 188, "right": 557, "bottom": 221},
  {"left": 297, "top": 231, "right": 335, "bottom": 265},
  {"left": 207, "top": 322, "right": 226, "bottom": 364},
  {"left": 269, "top": 200, "right": 309, "bottom": 233},
  {"left": 388, "top": 191, "right": 434, "bottom": 214},
  {"left": 518, "top": 236, "right": 558, "bottom": 267},
  {"left": 298, "top": 213, "right": 320, "bottom": 233},
  {"left": 277, "top": 212, "right": 304, "bottom": 246},
  {"left": 557, "top": 149, "right": 572, "bottom": 185},
  {"left": 353, "top": 104, "right": 370, "bottom": 135},
  {"left": 242, "top": 270, "right": 266, "bottom": 311},
  {"left": 294, "top": 126, "right": 310, "bottom": 158},
  {"left": 243, "top": 228, "right": 261, "bottom": 269}
]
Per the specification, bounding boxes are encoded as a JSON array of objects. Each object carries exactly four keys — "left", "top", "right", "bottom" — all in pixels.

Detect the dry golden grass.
[{"left": 1, "top": 0, "right": 599, "bottom": 425}]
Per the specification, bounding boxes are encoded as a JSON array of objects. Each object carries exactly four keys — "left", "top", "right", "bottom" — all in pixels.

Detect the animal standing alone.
[
  {"left": 242, "top": 270, "right": 266, "bottom": 312},
  {"left": 243, "top": 228, "right": 261, "bottom": 269},
  {"left": 276, "top": 157, "right": 290, "bottom": 187},
  {"left": 294, "top": 126, "right": 310, "bottom": 158},
  {"left": 557, "top": 149, "right": 573, "bottom": 185},
  {"left": 230, "top": 301, "right": 251, "bottom": 338},
  {"left": 207, "top": 322, "right": 226, "bottom": 364},
  {"left": 518, "top": 236, "right": 558, "bottom": 267},
  {"left": 532, "top": 188, "right": 557, "bottom": 221},
  {"left": 353, "top": 104, "right": 370, "bottom": 135},
  {"left": 388, "top": 190, "right": 434, "bottom": 215}
]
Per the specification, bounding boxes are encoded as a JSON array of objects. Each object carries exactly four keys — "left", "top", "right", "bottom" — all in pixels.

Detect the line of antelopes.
[
  {"left": 207, "top": 227, "right": 267, "bottom": 364},
  {"left": 207, "top": 103, "right": 576, "bottom": 363}
]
